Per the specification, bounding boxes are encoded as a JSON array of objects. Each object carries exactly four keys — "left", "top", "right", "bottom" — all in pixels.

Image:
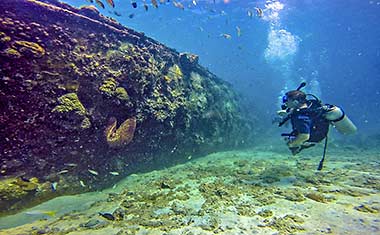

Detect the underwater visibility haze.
[
  {"left": 0, "top": 0, "right": 379, "bottom": 234},
  {"left": 62, "top": 0, "right": 380, "bottom": 134}
]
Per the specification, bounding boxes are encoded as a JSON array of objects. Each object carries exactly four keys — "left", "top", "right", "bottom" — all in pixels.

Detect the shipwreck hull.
[{"left": 0, "top": 0, "right": 254, "bottom": 215}]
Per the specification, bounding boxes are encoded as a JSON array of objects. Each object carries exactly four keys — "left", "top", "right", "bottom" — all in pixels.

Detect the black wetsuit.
[
  {"left": 287, "top": 102, "right": 330, "bottom": 155},
  {"left": 290, "top": 105, "right": 330, "bottom": 143}
]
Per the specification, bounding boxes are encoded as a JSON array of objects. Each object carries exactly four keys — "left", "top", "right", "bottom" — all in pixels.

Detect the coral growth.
[
  {"left": 190, "top": 72, "right": 204, "bottom": 90},
  {"left": 99, "top": 78, "right": 117, "bottom": 97},
  {"left": 305, "top": 192, "right": 328, "bottom": 203},
  {"left": 265, "top": 214, "right": 305, "bottom": 234},
  {"left": 105, "top": 117, "right": 136, "bottom": 148},
  {"left": 0, "top": 177, "right": 40, "bottom": 212},
  {"left": 52, "top": 93, "right": 86, "bottom": 115},
  {"left": 13, "top": 40, "right": 45, "bottom": 58},
  {"left": 179, "top": 52, "right": 199, "bottom": 69},
  {"left": 52, "top": 93, "right": 90, "bottom": 129},
  {"left": 114, "top": 87, "right": 129, "bottom": 101},
  {"left": 99, "top": 78, "right": 130, "bottom": 101},
  {"left": 2, "top": 48, "right": 21, "bottom": 58},
  {"left": 0, "top": 32, "right": 11, "bottom": 43},
  {"left": 167, "top": 64, "right": 183, "bottom": 82}
]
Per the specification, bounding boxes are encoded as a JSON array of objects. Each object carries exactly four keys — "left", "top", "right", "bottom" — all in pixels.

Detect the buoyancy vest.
[{"left": 290, "top": 100, "right": 331, "bottom": 143}]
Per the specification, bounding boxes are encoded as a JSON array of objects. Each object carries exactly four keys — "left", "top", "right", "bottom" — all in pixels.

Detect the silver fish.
[
  {"left": 88, "top": 169, "right": 99, "bottom": 175},
  {"left": 64, "top": 163, "right": 77, "bottom": 167},
  {"left": 80, "top": 180, "right": 86, "bottom": 187},
  {"left": 57, "top": 170, "right": 68, "bottom": 174}
]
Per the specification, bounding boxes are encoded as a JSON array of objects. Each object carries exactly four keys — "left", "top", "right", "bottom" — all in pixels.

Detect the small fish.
[
  {"left": 88, "top": 169, "right": 99, "bottom": 176},
  {"left": 114, "top": 11, "right": 122, "bottom": 16},
  {"left": 95, "top": 0, "right": 105, "bottom": 9},
  {"left": 173, "top": 0, "right": 184, "bottom": 10},
  {"left": 255, "top": 7, "right": 263, "bottom": 18},
  {"left": 79, "top": 180, "right": 86, "bottom": 187},
  {"left": 151, "top": 0, "right": 158, "bottom": 8},
  {"left": 247, "top": 10, "right": 253, "bottom": 18},
  {"left": 25, "top": 210, "right": 56, "bottom": 217},
  {"left": 51, "top": 182, "right": 57, "bottom": 192},
  {"left": 98, "top": 212, "right": 115, "bottom": 221},
  {"left": 220, "top": 33, "right": 232, "bottom": 39},
  {"left": 85, "top": 0, "right": 94, "bottom": 3},
  {"left": 129, "top": 13, "right": 135, "bottom": 18},
  {"left": 131, "top": 1, "right": 137, "bottom": 8},
  {"left": 198, "top": 26, "right": 204, "bottom": 32},
  {"left": 57, "top": 170, "right": 69, "bottom": 174},
  {"left": 236, "top": 26, "right": 241, "bottom": 37},
  {"left": 64, "top": 163, "right": 77, "bottom": 167},
  {"left": 171, "top": 145, "right": 177, "bottom": 153},
  {"left": 192, "top": 0, "right": 197, "bottom": 6},
  {"left": 109, "top": 171, "right": 120, "bottom": 176},
  {"left": 106, "top": 0, "right": 114, "bottom": 8},
  {"left": 142, "top": 0, "right": 149, "bottom": 11}
]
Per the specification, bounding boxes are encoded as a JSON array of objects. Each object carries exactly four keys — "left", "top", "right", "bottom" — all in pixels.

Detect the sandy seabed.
[{"left": 0, "top": 146, "right": 379, "bottom": 235}]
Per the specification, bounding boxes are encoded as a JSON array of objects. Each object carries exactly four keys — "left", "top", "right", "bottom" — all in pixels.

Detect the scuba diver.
[{"left": 276, "top": 82, "right": 357, "bottom": 170}]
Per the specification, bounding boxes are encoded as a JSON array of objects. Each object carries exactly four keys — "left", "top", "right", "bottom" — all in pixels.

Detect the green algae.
[
  {"left": 13, "top": 40, "right": 45, "bottom": 58},
  {"left": 0, "top": 178, "right": 41, "bottom": 214},
  {"left": 99, "top": 78, "right": 130, "bottom": 101},
  {"left": 2, "top": 48, "right": 21, "bottom": 58},
  {"left": 52, "top": 93, "right": 86, "bottom": 116},
  {"left": 80, "top": 117, "right": 91, "bottom": 129},
  {"left": 0, "top": 178, "right": 37, "bottom": 200},
  {"left": 119, "top": 42, "right": 134, "bottom": 53},
  {"left": 99, "top": 78, "right": 117, "bottom": 96},
  {"left": 115, "top": 87, "right": 129, "bottom": 101},
  {"left": 167, "top": 64, "right": 183, "bottom": 81}
]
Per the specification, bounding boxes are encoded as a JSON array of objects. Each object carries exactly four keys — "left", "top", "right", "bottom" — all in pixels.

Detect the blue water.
[{"left": 63, "top": 0, "right": 380, "bottom": 136}]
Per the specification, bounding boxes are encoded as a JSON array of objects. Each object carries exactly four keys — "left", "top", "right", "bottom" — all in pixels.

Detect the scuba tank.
[{"left": 323, "top": 105, "right": 357, "bottom": 135}]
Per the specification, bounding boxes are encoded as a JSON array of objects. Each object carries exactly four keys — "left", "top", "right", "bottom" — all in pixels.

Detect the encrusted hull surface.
[{"left": 0, "top": 0, "right": 253, "bottom": 215}]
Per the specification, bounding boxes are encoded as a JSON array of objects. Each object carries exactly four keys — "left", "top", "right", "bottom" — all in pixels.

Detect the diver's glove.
[
  {"left": 277, "top": 110, "right": 288, "bottom": 116},
  {"left": 272, "top": 110, "right": 289, "bottom": 125}
]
